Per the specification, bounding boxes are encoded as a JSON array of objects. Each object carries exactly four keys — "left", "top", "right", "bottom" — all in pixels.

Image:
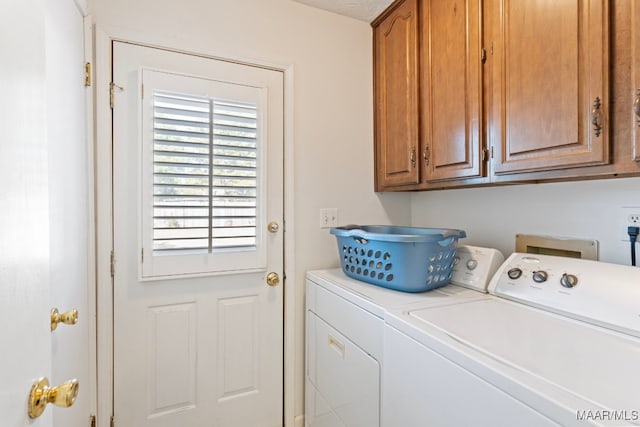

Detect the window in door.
[{"left": 140, "top": 69, "right": 267, "bottom": 278}]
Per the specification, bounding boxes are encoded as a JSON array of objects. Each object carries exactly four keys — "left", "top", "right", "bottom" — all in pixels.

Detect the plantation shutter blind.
[
  {"left": 153, "top": 92, "right": 258, "bottom": 254},
  {"left": 140, "top": 68, "right": 267, "bottom": 278}
]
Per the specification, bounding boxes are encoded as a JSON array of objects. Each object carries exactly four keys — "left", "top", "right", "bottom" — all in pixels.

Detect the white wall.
[
  {"left": 89, "top": 0, "right": 411, "bottom": 421},
  {"left": 411, "top": 177, "right": 640, "bottom": 265}
]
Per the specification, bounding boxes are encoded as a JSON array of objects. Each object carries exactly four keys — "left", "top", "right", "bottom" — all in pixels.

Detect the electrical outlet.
[
  {"left": 620, "top": 206, "right": 640, "bottom": 241},
  {"left": 319, "top": 208, "right": 338, "bottom": 229}
]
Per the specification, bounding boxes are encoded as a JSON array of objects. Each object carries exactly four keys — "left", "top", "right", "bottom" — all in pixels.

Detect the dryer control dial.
[
  {"left": 532, "top": 270, "right": 548, "bottom": 283},
  {"left": 560, "top": 273, "right": 578, "bottom": 288},
  {"left": 507, "top": 267, "right": 523, "bottom": 280}
]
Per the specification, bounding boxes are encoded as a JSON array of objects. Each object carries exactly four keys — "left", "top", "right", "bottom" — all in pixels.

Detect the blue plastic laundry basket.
[{"left": 330, "top": 225, "right": 466, "bottom": 292}]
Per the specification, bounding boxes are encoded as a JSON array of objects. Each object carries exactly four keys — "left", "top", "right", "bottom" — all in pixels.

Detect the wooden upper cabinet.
[
  {"left": 422, "top": 0, "right": 484, "bottom": 182},
  {"left": 373, "top": 0, "right": 420, "bottom": 190},
  {"left": 633, "top": 0, "right": 640, "bottom": 161},
  {"left": 489, "top": 0, "right": 609, "bottom": 176}
]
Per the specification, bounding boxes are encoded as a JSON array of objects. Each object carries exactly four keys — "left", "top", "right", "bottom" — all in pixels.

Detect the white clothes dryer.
[{"left": 305, "top": 246, "right": 503, "bottom": 427}]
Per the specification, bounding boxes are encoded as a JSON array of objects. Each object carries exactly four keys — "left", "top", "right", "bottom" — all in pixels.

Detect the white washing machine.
[
  {"left": 384, "top": 253, "right": 640, "bottom": 427},
  {"left": 305, "top": 246, "right": 504, "bottom": 427}
]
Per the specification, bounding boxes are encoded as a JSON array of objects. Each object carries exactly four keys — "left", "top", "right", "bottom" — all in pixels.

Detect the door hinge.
[
  {"left": 85, "top": 62, "right": 92, "bottom": 87},
  {"left": 481, "top": 48, "right": 487, "bottom": 64},
  {"left": 110, "top": 250, "right": 115, "bottom": 278},
  {"left": 89, "top": 415, "right": 96, "bottom": 427},
  {"left": 490, "top": 146, "right": 494, "bottom": 159},
  {"left": 141, "top": 247, "right": 144, "bottom": 263}
]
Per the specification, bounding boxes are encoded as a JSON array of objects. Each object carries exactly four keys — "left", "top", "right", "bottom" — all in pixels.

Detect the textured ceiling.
[{"left": 292, "top": 0, "right": 394, "bottom": 22}]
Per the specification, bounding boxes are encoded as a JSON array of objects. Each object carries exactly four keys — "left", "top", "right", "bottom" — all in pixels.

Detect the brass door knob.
[
  {"left": 51, "top": 308, "right": 78, "bottom": 331},
  {"left": 267, "top": 221, "right": 280, "bottom": 233},
  {"left": 266, "top": 272, "right": 280, "bottom": 287},
  {"left": 28, "top": 377, "right": 79, "bottom": 418}
]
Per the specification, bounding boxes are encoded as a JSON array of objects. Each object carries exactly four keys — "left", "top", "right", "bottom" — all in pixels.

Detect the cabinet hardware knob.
[
  {"left": 410, "top": 148, "right": 416, "bottom": 168},
  {"left": 423, "top": 146, "right": 430, "bottom": 166},
  {"left": 28, "top": 378, "right": 79, "bottom": 418},
  {"left": 591, "top": 96, "right": 603, "bottom": 137}
]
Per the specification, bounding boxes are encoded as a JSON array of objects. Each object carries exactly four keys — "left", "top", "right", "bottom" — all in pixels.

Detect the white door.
[
  {"left": 0, "top": 0, "right": 92, "bottom": 425},
  {"left": 46, "top": 1, "right": 93, "bottom": 426},
  {"left": 0, "top": 1, "right": 52, "bottom": 425},
  {"left": 112, "top": 42, "right": 284, "bottom": 426}
]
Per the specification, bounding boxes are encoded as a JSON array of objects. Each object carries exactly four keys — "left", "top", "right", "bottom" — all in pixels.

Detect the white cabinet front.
[{"left": 306, "top": 311, "right": 380, "bottom": 427}]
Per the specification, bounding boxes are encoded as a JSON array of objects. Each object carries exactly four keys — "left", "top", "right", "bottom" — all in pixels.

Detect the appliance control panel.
[
  {"left": 488, "top": 253, "right": 640, "bottom": 337},
  {"left": 450, "top": 245, "right": 504, "bottom": 292}
]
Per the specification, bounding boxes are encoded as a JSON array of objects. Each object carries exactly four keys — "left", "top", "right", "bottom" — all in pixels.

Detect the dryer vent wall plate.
[{"left": 515, "top": 234, "right": 598, "bottom": 261}]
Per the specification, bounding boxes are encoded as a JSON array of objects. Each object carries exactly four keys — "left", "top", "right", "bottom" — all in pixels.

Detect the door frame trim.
[
  {"left": 93, "top": 25, "right": 297, "bottom": 427},
  {"left": 83, "top": 13, "right": 99, "bottom": 425}
]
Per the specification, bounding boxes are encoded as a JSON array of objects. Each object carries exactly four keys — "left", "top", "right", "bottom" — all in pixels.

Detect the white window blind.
[{"left": 152, "top": 91, "right": 258, "bottom": 256}]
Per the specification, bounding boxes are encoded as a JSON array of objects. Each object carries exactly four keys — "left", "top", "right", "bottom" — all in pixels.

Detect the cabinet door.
[
  {"left": 422, "top": 0, "right": 484, "bottom": 182},
  {"left": 306, "top": 312, "right": 380, "bottom": 427},
  {"left": 633, "top": 0, "right": 640, "bottom": 161},
  {"left": 373, "top": 0, "right": 420, "bottom": 190},
  {"left": 489, "top": 0, "right": 609, "bottom": 175}
]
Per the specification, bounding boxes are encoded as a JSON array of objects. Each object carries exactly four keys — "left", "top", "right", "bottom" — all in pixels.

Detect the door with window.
[{"left": 112, "top": 42, "right": 284, "bottom": 426}]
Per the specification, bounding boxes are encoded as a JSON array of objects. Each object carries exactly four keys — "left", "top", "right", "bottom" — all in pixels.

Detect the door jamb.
[
  {"left": 93, "top": 26, "right": 297, "bottom": 427},
  {"left": 83, "top": 12, "right": 99, "bottom": 426}
]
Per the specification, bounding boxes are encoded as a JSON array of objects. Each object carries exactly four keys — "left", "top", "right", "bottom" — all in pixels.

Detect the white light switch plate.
[{"left": 319, "top": 208, "right": 338, "bottom": 228}]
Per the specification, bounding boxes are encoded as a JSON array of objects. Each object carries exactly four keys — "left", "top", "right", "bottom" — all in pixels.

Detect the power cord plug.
[{"left": 628, "top": 226, "right": 639, "bottom": 266}]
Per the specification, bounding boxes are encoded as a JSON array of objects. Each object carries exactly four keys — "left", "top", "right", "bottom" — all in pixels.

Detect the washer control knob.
[
  {"left": 466, "top": 259, "right": 478, "bottom": 270},
  {"left": 532, "top": 270, "right": 548, "bottom": 283},
  {"left": 560, "top": 273, "right": 578, "bottom": 288},
  {"left": 507, "top": 267, "right": 522, "bottom": 280},
  {"left": 454, "top": 256, "right": 461, "bottom": 265}
]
